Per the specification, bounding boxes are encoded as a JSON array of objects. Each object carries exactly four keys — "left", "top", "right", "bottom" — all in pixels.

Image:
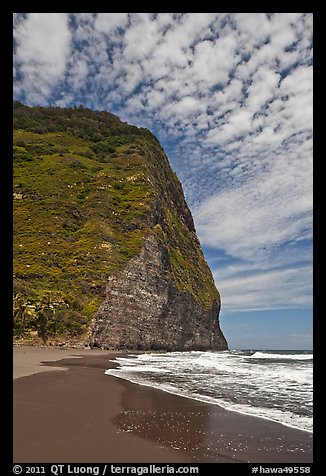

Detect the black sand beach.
[{"left": 13, "top": 347, "right": 313, "bottom": 463}]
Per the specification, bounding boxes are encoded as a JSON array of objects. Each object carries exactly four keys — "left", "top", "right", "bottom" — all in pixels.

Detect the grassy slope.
[{"left": 13, "top": 103, "right": 219, "bottom": 343}]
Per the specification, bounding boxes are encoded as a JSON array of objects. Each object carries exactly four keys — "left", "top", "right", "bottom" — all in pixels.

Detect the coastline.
[
  {"left": 13, "top": 346, "right": 313, "bottom": 463},
  {"left": 13, "top": 345, "right": 114, "bottom": 379}
]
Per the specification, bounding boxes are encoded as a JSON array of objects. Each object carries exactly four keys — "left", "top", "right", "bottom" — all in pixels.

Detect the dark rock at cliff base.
[
  {"left": 90, "top": 235, "right": 227, "bottom": 351},
  {"left": 13, "top": 103, "right": 228, "bottom": 350}
]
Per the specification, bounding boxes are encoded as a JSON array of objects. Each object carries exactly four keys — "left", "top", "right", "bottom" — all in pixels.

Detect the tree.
[{"left": 35, "top": 292, "right": 69, "bottom": 343}]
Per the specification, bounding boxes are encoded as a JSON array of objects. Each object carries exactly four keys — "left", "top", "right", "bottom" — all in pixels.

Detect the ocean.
[{"left": 106, "top": 350, "right": 313, "bottom": 433}]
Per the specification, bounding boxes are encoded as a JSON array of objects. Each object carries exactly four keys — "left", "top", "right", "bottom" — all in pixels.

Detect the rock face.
[
  {"left": 13, "top": 103, "right": 228, "bottom": 350},
  {"left": 91, "top": 235, "right": 227, "bottom": 350}
]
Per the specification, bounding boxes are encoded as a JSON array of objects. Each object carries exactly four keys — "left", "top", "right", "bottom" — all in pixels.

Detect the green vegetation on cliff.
[{"left": 13, "top": 103, "right": 220, "bottom": 343}]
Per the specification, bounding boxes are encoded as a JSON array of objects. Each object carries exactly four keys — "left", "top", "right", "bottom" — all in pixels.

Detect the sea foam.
[{"left": 106, "top": 350, "right": 313, "bottom": 432}]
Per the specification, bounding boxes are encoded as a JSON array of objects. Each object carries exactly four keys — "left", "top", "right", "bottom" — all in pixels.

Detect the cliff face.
[
  {"left": 13, "top": 103, "right": 227, "bottom": 350},
  {"left": 91, "top": 235, "right": 227, "bottom": 351}
]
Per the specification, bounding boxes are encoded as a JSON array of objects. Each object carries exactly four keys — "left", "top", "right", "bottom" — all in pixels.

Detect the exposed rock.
[
  {"left": 91, "top": 234, "right": 227, "bottom": 351},
  {"left": 13, "top": 103, "right": 228, "bottom": 350}
]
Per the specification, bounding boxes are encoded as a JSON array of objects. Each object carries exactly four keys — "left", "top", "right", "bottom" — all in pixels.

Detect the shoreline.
[
  {"left": 13, "top": 347, "right": 313, "bottom": 463},
  {"left": 13, "top": 344, "right": 121, "bottom": 379},
  {"left": 110, "top": 373, "right": 313, "bottom": 436}
]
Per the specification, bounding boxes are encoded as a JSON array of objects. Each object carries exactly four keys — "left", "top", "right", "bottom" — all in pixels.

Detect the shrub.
[
  {"left": 13, "top": 146, "right": 34, "bottom": 162},
  {"left": 69, "top": 159, "right": 86, "bottom": 169}
]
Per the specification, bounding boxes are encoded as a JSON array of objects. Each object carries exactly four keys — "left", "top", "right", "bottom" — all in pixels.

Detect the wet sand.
[{"left": 13, "top": 347, "right": 313, "bottom": 463}]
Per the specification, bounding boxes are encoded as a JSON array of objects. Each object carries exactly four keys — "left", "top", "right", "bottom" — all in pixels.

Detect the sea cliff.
[{"left": 13, "top": 103, "right": 227, "bottom": 350}]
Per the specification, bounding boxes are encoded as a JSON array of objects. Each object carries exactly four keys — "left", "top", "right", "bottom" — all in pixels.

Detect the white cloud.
[
  {"left": 191, "top": 36, "right": 239, "bottom": 88},
  {"left": 119, "top": 62, "right": 143, "bottom": 95},
  {"left": 214, "top": 266, "right": 312, "bottom": 312},
  {"left": 13, "top": 13, "right": 313, "bottom": 313},
  {"left": 160, "top": 96, "right": 204, "bottom": 121},
  {"left": 246, "top": 66, "right": 280, "bottom": 113},
  {"left": 67, "top": 58, "right": 89, "bottom": 90},
  {"left": 194, "top": 149, "right": 312, "bottom": 261},
  {"left": 94, "top": 13, "right": 129, "bottom": 34},
  {"left": 14, "top": 13, "right": 71, "bottom": 104},
  {"left": 123, "top": 14, "right": 160, "bottom": 61},
  {"left": 206, "top": 108, "right": 253, "bottom": 144},
  {"left": 146, "top": 89, "right": 166, "bottom": 109},
  {"left": 233, "top": 13, "right": 271, "bottom": 47}
]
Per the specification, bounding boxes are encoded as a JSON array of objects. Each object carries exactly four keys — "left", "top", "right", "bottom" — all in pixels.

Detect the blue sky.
[{"left": 13, "top": 13, "right": 313, "bottom": 350}]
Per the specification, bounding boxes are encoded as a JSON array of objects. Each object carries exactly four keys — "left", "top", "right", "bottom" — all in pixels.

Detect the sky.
[{"left": 13, "top": 13, "right": 313, "bottom": 350}]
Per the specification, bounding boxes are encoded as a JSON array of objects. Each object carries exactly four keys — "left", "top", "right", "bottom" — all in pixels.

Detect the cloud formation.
[
  {"left": 14, "top": 13, "right": 71, "bottom": 104},
  {"left": 13, "top": 13, "right": 313, "bottom": 313},
  {"left": 214, "top": 265, "right": 312, "bottom": 312}
]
